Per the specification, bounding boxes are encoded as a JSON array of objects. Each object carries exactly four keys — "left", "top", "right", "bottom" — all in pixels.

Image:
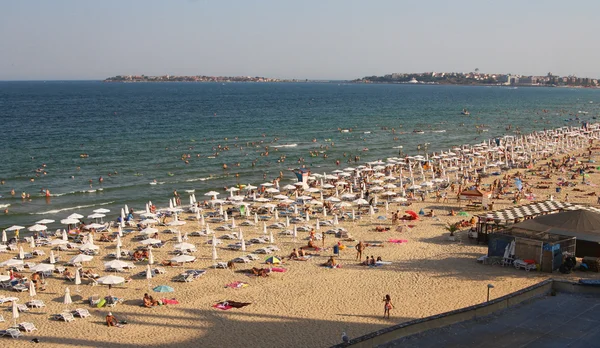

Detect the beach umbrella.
[
  {"left": 29, "top": 237, "right": 36, "bottom": 249},
  {"left": 200, "top": 213, "right": 205, "bottom": 226},
  {"left": 263, "top": 222, "right": 267, "bottom": 235},
  {"left": 265, "top": 256, "right": 281, "bottom": 264},
  {"left": 105, "top": 259, "right": 131, "bottom": 270},
  {"left": 212, "top": 236, "right": 218, "bottom": 261},
  {"left": 94, "top": 208, "right": 110, "bottom": 214},
  {"left": 30, "top": 263, "right": 54, "bottom": 273},
  {"left": 116, "top": 245, "right": 121, "bottom": 259},
  {"left": 62, "top": 229, "right": 68, "bottom": 241},
  {"left": 79, "top": 243, "right": 99, "bottom": 251},
  {"left": 28, "top": 224, "right": 47, "bottom": 232},
  {"left": 254, "top": 213, "right": 258, "bottom": 224},
  {"left": 124, "top": 204, "right": 129, "bottom": 215},
  {"left": 146, "top": 264, "right": 153, "bottom": 280},
  {"left": 174, "top": 242, "right": 195, "bottom": 251},
  {"left": 69, "top": 254, "right": 93, "bottom": 264},
  {"left": 63, "top": 287, "right": 72, "bottom": 309},
  {"left": 75, "top": 268, "right": 82, "bottom": 289},
  {"left": 171, "top": 254, "right": 195, "bottom": 263},
  {"left": 385, "top": 201, "right": 389, "bottom": 212},
  {"left": 274, "top": 209, "right": 279, "bottom": 220},
  {"left": 294, "top": 205, "right": 298, "bottom": 215},
  {"left": 269, "top": 229, "right": 275, "bottom": 243},
  {"left": 293, "top": 225, "right": 298, "bottom": 241},
  {"left": 285, "top": 215, "right": 290, "bottom": 227},
  {"left": 369, "top": 206, "right": 375, "bottom": 216},
  {"left": 97, "top": 275, "right": 125, "bottom": 286},
  {"left": 1, "top": 230, "right": 6, "bottom": 243},
  {"left": 140, "top": 227, "right": 158, "bottom": 235},
  {"left": 223, "top": 211, "right": 228, "bottom": 222},
  {"left": 29, "top": 279, "right": 37, "bottom": 298},
  {"left": 6, "top": 225, "right": 25, "bottom": 232},
  {"left": 219, "top": 205, "right": 224, "bottom": 216},
  {"left": 231, "top": 217, "right": 236, "bottom": 229},
  {"left": 333, "top": 215, "right": 339, "bottom": 226},
  {"left": 306, "top": 212, "right": 310, "bottom": 222},
  {"left": 116, "top": 234, "right": 122, "bottom": 247},
  {"left": 11, "top": 301, "right": 19, "bottom": 327},
  {"left": 177, "top": 230, "right": 182, "bottom": 243},
  {"left": 323, "top": 205, "right": 327, "bottom": 217},
  {"left": 140, "top": 238, "right": 162, "bottom": 245},
  {"left": 18, "top": 246, "right": 24, "bottom": 260},
  {"left": 148, "top": 249, "right": 154, "bottom": 265},
  {"left": 352, "top": 209, "right": 356, "bottom": 220},
  {"left": 240, "top": 230, "right": 246, "bottom": 251},
  {"left": 36, "top": 219, "right": 55, "bottom": 224},
  {"left": 118, "top": 224, "right": 123, "bottom": 237},
  {"left": 315, "top": 218, "right": 320, "bottom": 231},
  {"left": 153, "top": 285, "right": 174, "bottom": 293}
]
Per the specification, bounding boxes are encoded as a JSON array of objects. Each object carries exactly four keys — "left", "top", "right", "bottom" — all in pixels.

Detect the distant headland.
[
  {"left": 103, "top": 75, "right": 307, "bottom": 83},
  {"left": 352, "top": 71, "right": 600, "bottom": 87}
]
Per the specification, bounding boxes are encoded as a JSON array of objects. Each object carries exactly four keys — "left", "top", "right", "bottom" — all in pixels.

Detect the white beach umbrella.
[
  {"left": 116, "top": 234, "right": 122, "bottom": 247},
  {"left": 115, "top": 245, "right": 121, "bottom": 259},
  {"left": 333, "top": 215, "right": 339, "bottom": 225},
  {"left": 29, "top": 279, "right": 37, "bottom": 298},
  {"left": 63, "top": 287, "right": 72, "bottom": 309},
  {"left": 263, "top": 222, "right": 267, "bottom": 235},
  {"left": 147, "top": 249, "right": 155, "bottom": 265},
  {"left": 36, "top": 219, "right": 55, "bottom": 224},
  {"left": 140, "top": 238, "right": 162, "bottom": 245},
  {"left": 0, "top": 258, "right": 23, "bottom": 267},
  {"left": 369, "top": 205, "right": 375, "bottom": 216},
  {"left": 68, "top": 213, "right": 84, "bottom": 220},
  {"left": 69, "top": 254, "right": 93, "bottom": 264},
  {"left": 75, "top": 268, "right": 81, "bottom": 286},
  {"left": 18, "top": 246, "right": 24, "bottom": 260},
  {"left": 285, "top": 216, "right": 290, "bottom": 227},
  {"left": 211, "top": 235, "right": 218, "bottom": 261},
  {"left": 177, "top": 230, "right": 183, "bottom": 243},
  {"left": 352, "top": 209, "right": 356, "bottom": 220},
  {"left": 105, "top": 259, "right": 131, "bottom": 270},
  {"left": 269, "top": 229, "right": 275, "bottom": 243},
  {"left": 293, "top": 225, "right": 298, "bottom": 240},
  {"left": 254, "top": 213, "right": 258, "bottom": 224},
  {"left": 315, "top": 219, "right": 320, "bottom": 231},
  {"left": 29, "top": 237, "right": 36, "bottom": 249},
  {"left": 174, "top": 242, "right": 195, "bottom": 251},
  {"left": 79, "top": 243, "right": 99, "bottom": 251},
  {"left": 171, "top": 254, "right": 196, "bottom": 263},
  {"left": 49, "top": 250, "right": 56, "bottom": 264},
  {"left": 12, "top": 301, "right": 19, "bottom": 327},
  {"left": 62, "top": 229, "right": 68, "bottom": 241},
  {"left": 117, "top": 224, "right": 123, "bottom": 237},
  {"left": 7, "top": 225, "right": 25, "bottom": 232},
  {"left": 240, "top": 230, "right": 246, "bottom": 251},
  {"left": 97, "top": 275, "right": 125, "bottom": 287},
  {"left": 28, "top": 224, "right": 47, "bottom": 232},
  {"left": 30, "top": 263, "right": 54, "bottom": 273},
  {"left": 1, "top": 230, "right": 6, "bottom": 243},
  {"left": 231, "top": 217, "right": 236, "bottom": 229}
]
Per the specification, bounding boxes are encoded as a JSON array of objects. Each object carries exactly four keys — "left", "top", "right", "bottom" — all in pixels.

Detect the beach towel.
[
  {"left": 375, "top": 261, "right": 392, "bottom": 265},
  {"left": 161, "top": 298, "right": 179, "bottom": 305},
  {"left": 214, "top": 301, "right": 251, "bottom": 310},
  {"left": 388, "top": 239, "right": 408, "bottom": 244},
  {"left": 225, "top": 281, "right": 249, "bottom": 289},
  {"left": 270, "top": 267, "right": 286, "bottom": 273},
  {"left": 213, "top": 303, "right": 233, "bottom": 310}
]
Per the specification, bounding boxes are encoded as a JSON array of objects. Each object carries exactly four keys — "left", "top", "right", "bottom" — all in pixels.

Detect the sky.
[{"left": 1, "top": 0, "right": 600, "bottom": 80}]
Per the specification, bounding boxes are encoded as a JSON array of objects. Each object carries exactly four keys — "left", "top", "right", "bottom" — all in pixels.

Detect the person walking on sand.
[
  {"left": 383, "top": 294, "right": 393, "bottom": 319},
  {"left": 355, "top": 241, "right": 365, "bottom": 261}
]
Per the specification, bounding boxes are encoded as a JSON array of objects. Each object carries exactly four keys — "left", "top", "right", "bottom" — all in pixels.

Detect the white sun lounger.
[
  {"left": 19, "top": 322, "right": 37, "bottom": 332},
  {"left": 26, "top": 300, "right": 45, "bottom": 308},
  {"left": 0, "top": 328, "right": 22, "bottom": 339},
  {"left": 73, "top": 308, "right": 91, "bottom": 318}
]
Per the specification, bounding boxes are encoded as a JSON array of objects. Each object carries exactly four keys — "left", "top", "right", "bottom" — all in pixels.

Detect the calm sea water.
[{"left": 1, "top": 81, "right": 599, "bottom": 228}]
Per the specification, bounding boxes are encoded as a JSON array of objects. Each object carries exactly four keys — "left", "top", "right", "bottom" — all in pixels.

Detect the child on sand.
[{"left": 383, "top": 294, "right": 393, "bottom": 319}]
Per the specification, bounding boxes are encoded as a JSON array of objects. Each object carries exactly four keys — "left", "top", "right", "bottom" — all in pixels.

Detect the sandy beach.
[{"left": 3, "top": 128, "right": 600, "bottom": 348}]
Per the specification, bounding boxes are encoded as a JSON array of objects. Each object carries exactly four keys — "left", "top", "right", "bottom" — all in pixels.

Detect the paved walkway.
[{"left": 381, "top": 293, "right": 600, "bottom": 348}]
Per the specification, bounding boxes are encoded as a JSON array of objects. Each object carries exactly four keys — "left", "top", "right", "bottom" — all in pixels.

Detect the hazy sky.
[{"left": 1, "top": 0, "right": 599, "bottom": 80}]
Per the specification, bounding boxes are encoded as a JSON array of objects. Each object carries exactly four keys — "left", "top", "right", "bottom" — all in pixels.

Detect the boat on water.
[
  {"left": 461, "top": 108, "right": 470, "bottom": 116},
  {"left": 413, "top": 130, "right": 425, "bottom": 134}
]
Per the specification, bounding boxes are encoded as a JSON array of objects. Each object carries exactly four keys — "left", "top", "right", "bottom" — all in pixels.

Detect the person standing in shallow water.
[{"left": 383, "top": 294, "right": 393, "bottom": 319}]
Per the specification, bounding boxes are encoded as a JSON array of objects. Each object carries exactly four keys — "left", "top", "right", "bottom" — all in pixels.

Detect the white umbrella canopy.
[
  {"left": 85, "top": 223, "right": 105, "bottom": 230},
  {"left": 93, "top": 208, "right": 110, "bottom": 214},
  {"left": 62, "top": 229, "right": 69, "bottom": 241},
  {"left": 104, "top": 260, "right": 132, "bottom": 269},
  {"left": 97, "top": 275, "right": 125, "bottom": 285},
  {"left": 211, "top": 242, "right": 218, "bottom": 261},
  {"left": 67, "top": 213, "right": 84, "bottom": 220},
  {"left": 69, "top": 254, "right": 93, "bottom": 264},
  {"left": 28, "top": 224, "right": 47, "bottom": 232},
  {"left": 87, "top": 213, "right": 106, "bottom": 219},
  {"left": 140, "top": 238, "right": 162, "bottom": 245},
  {"left": 139, "top": 227, "right": 159, "bottom": 235},
  {"left": 61, "top": 218, "right": 79, "bottom": 225},
  {"left": 30, "top": 263, "right": 54, "bottom": 273},
  {"left": 173, "top": 242, "right": 195, "bottom": 250},
  {"left": 6, "top": 225, "right": 25, "bottom": 232},
  {"left": 49, "top": 239, "right": 68, "bottom": 246},
  {"left": 36, "top": 219, "right": 55, "bottom": 224},
  {"left": 205, "top": 191, "right": 220, "bottom": 197},
  {"left": 79, "top": 243, "right": 99, "bottom": 251},
  {"left": 170, "top": 254, "right": 196, "bottom": 263}
]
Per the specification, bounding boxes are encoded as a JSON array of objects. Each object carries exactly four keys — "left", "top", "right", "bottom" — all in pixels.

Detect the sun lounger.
[
  {"left": 16, "top": 304, "right": 30, "bottom": 312},
  {"left": 174, "top": 273, "right": 195, "bottom": 282},
  {"left": 213, "top": 262, "right": 228, "bottom": 269},
  {"left": 52, "top": 312, "right": 75, "bottom": 322},
  {"left": 19, "top": 322, "right": 37, "bottom": 332},
  {"left": 227, "top": 243, "right": 242, "bottom": 251},
  {"left": 239, "top": 221, "right": 255, "bottom": 226},
  {"left": 220, "top": 233, "right": 237, "bottom": 239},
  {"left": 0, "top": 328, "right": 22, "bottom": 339},
  {"left": 265, "top": 245, "right": 280, "bottom": 251},
  {"left": 7, "top": 244, "right": 17, "bottom": 251},
  {"left": 254, "top": 248, "right": 273, "bottom": 254},
  {"left": 0, "top": 296, "right": 19, "bottom": 304},
  {"left": 13, "top": 284, "right": 28, "bottom": 292},
  {"left": 89, "top": 294, "right": 101, "bottom": 306},
  {"left": 73, "top": 308, "right": 91, "bottom": 318},
  {"left": 26, "top": 300, "right": 45, "bottom": 308},
  {"left": 32, "top": 250, "right": 45, "bottom": 256},
  {"left": 185, "top": 270, "right": 206, "bottom": 278},
  {"left": 231, "top": 257, "right": 250, "bottom": 263},
  {"left": 246, "top": 254, "right": 260, "bottom": 261}
]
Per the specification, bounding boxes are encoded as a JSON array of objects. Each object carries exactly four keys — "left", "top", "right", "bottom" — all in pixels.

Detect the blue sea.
[{"left": 1, "top": 81, "right": 599, "bottom": 228}]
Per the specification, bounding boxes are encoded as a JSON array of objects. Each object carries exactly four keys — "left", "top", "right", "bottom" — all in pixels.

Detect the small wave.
[
  {"left": 0, "top": 203, "right": 10, "bottom": 209},
  {"left": 185, "top": 177, "right": 216, "bottom": 182},
  {"left": 272, "top": 144, "right": 298, "bottom": 148},
  {"left": 50, "top": 191, "right": 78, "bottom": 197},
  {"left": 33, "top": 201, "right": 115, "bottom": 215}
]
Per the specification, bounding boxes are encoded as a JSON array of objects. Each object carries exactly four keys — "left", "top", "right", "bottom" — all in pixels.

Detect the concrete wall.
[{"left": 332, "top": 280, "right": 554, "bottom": 348}]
